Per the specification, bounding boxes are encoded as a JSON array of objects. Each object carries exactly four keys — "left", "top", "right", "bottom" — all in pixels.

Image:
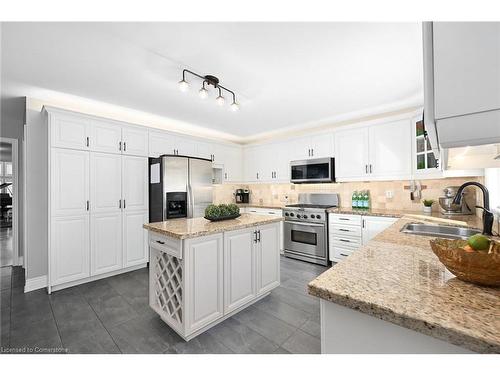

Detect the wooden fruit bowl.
[{"left": 429, "top": 238, "right": 500, "bottom": 287}]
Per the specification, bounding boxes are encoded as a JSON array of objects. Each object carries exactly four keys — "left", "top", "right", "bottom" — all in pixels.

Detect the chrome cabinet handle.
[
  {"left": 123, "top": 142, "right": 127, "bottom": 152},
  {"left": 257, "top": 230, "right": 261, "bottom": 242},
  {"left": 224, "top": 172, "right": 227, "bottom": 180},
  {"left": 123, "top": 199, "right": 126, "bottom": 209},
  {"left": 340, "top": 253, "right": 349, "bottom": 257},
  {"left": 339, "top": 228, "right": 350, "bottom": 232},
  {"left": 311, "top": 149, "right": 314, "bottom": 156},
  {"left": 86, "top": 137, "right": 90, "bottom": 147},
  {"left": 369, "top": 164, "right": 372, "bottom": 173},
  {"left": 119, "top": 199, "right": 121, "bottom": 209},
  {"left": 365, "top": 164, "right": 368, "bottom": 173},
  {"left": 339, "top": 239, "right": 351, "bottom": 243},
  {"left": 119, "top": 141, "right": 122, "bottom": 151},
  {"left": 253, "top": 230, "right": 258, "bottom": 243},
  {"left": 156, "top": 240, "right": 165, "bottom": 245},
  {"left": 339, "top": 218, "right": 350, "bottom": 221},
  {"left": 86, "top": 200, "right": 89, "bottom": 211}
]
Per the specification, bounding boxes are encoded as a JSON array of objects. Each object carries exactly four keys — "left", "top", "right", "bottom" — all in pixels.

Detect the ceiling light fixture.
[{"left": 179, "top": 69, "right": 239, "bottom": 111}]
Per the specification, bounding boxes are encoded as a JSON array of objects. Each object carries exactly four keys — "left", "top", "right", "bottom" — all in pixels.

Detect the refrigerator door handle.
[{"left": 187, "top": 184, "right": 194, "bottom": 218}]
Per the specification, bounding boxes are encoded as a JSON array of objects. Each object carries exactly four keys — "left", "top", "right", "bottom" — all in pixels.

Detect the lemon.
[{"left": 467, "top": 234, "right": 491, "bottom": 252}]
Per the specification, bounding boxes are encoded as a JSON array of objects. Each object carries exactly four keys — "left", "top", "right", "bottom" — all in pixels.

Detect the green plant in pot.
[
  {"left": 205, "top": 203, "right": 240, "bottom": 221},
  {"left": 422, "top": 199, "right": 434, "bottom": 214}
]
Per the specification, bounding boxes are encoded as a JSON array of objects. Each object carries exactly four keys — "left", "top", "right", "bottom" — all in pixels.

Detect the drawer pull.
[
  {"left": 156, "top": 240, "right": 165, "bottom": 245},
  {"left": 339, "top": 228, "right": 350, "bottom": 232},
  {"left": 339, "top": 218, "right": 350, "bottom": 221},
  {"left": 339, "top": 239, "right": 351, "bottom": 243},
  {"left": 340, "top": 253, "right": 349, "bottom": 257}
]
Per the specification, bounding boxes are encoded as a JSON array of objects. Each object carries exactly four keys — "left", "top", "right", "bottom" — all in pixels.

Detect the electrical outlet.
[{"left": 385, "top": 190, "right": 394, "bottom": 199}]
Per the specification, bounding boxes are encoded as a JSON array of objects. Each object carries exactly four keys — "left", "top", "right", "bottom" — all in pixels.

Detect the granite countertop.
[
  {"left": 236, "top": 203, "right": 285, "bottom": 209},
  {"left": 143, "top": 213, "right": 284, "bottom": 239},
  {"left": 327, "top": 207, "right": 484, "bottom": 229},
  {"left": 308, "top": 217, "right": 500, "bottom": 353}
]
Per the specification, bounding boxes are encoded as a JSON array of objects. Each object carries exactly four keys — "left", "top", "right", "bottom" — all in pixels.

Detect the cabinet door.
[
  {"left": 50, "top": 215, "right": 90, "bottom": 286},
  {"left": 122, "top": 156, "right": 148, "bottom": 211},
  {"left": 218, "top": 144, "right": 243, "bottom": 182},
  {"left": 334, "top": 128, "right": 369, "bottom": 179},
  {"left": 368, "top": 119, "right": 411, "bottom": 178},
  {"left": 50, "top": 113, "right": 90, "bottom": 150},
  {"left": 185, "top": 233, "right": 224, "bottom": 334},
  {"left": 362, "top": 216, "right": 397, "bottom": 245},
  {"left": 433, "top": 22, "right": 500, "bottom": 119},
  {"left": 51, "top": 148, "right": 89, "bottom": 217},
  {"left": 90, "top": 153, "right": 122, "bottom": 213},
  {"left": 91, "top": 212, "right": 122, "bottom": 275},
  {"left": 256, "top": 223, "right": 280, "bottom": 295},
  {"left": 175, "top": 136, "right": 196, "bottom": 157},
  {"left": 122, "top": 126, "right": 149, "bottom": 157},
  {"left": 194, "top": 141, "right": 214, "bottom": 160},
  {"left": 243, "top": 147, "right": 259, "bottom": 182},
  {"left": 90, "top": 119, "right": 122, "bottom": 154},
  {"left": 309, "top": 133, "right": 334, "bottom": 158},
  {"left": 149, "top": 131, "right": 176, "bottom": 157},
  {"left": 123, "top": 210, "right": 148, "bottom": 267},
  {"left": 223, "top": 228, "right": 256, "bottom": 313}
]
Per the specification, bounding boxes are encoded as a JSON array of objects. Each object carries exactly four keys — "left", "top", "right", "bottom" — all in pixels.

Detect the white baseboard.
[{"left": 24, "top": 275, "right": 48, "bottom": 293}]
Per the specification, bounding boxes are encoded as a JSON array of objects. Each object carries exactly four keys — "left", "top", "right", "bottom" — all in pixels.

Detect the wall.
[{"left": 214, "top": 177, "right": 483, "bottom": 213}]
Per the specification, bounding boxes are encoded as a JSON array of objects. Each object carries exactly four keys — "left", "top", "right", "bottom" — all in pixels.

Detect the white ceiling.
[{"left": 1, "top": 22, "right": 423, "bottom": 141}]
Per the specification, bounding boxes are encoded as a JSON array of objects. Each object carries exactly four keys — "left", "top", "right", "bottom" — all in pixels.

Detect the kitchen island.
[
  {"left": 143, "top": 213, "right": 283, "bottom": 341},
  {"left": 308, "top": 215, "right": 500, "bottom": 354}
]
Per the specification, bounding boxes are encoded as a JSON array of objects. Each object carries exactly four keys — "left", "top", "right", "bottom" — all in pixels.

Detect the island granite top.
[
  {"left": 308, "top": 216, "right": 500, "bottom": 353},
  {"left": 143, "top": 213, "right": 283, "bottom": 240}
]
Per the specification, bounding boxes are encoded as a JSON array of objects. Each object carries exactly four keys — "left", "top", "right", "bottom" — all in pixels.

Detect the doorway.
[{"left": 0, "top": 138, "right": 18, "bottom": 268}]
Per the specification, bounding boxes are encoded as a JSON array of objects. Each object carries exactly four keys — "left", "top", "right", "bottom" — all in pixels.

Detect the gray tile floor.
[
  {"left": 0, "top": 228, "right": 13, "bottom": 267},
  {"left": 0, "top": 256, "right": 326, "bottom": 354}
]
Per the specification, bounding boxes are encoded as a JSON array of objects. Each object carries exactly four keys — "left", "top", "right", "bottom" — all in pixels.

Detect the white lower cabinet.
[
  {"left": 223, "top": 228, "right": 256, "bottom": 313},
  {"left": 123, "top": 210, "right": 149, "bottom": 267},
  {"left": 91, "top": 212, "right": 123, "bottom": 275},
  {"left": 329, "top": 213, "right": 397, "bottom": 262},
  {"left": 148, "top": 222, "right": 280, "bottom": 340},
  {"left": 185, "top": 233, "right": 224, "bottom": 334},
  {"left": 244, "top": 207, "right": 284, "bottom": 253},
  {"left": 50, "top": 215, "right": 90, "bottom": 286},
  {"left": 361, "top": 216, "right": 397, "bottom": 245},
  {"left": 256, "top": 223, "right": 280, "bottom": 295}
]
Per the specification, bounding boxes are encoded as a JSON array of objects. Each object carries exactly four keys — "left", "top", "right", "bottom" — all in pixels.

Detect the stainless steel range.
[{"left": 283, "top": 193, "right": 339, "bottom": 266}]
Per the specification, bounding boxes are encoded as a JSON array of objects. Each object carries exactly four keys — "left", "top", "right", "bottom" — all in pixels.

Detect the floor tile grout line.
[
  {"left": 46, "top": 292, "right": 65, "bottom": 350},
  {"left": 79, "top": 287, "right": 124, "bottom": 354}
]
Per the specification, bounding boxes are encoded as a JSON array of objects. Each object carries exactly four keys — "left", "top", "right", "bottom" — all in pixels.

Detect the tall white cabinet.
[{"left": 45, "top": 107, "right": 149, "bottom": 292}]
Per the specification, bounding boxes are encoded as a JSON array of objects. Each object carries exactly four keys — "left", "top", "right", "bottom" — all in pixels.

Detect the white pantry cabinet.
[
  {"left": 51, "top": 148, "right": 90, "bottom": 217},
  {"left": 50, "top": 215, "right": 90, "bottom": 285},
  {"left": 122, "top": 156, "right": 148, "bottom": 211},
  {"left": 335, "top": 119, "right": 412, "bottom": 181},
  {"left": 123, "top": 210, "right": 149, "bottom": 267},
  {"left": 91, "top": 212, "right": 123, "bottom": 275},
  {"left": 90, "top": 152, "right": 122, "bottom": 213}
]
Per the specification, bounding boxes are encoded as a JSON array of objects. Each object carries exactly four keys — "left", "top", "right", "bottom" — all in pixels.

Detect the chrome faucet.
[{"left": 452, "top": 181, "right": 494, "bottom": 235}]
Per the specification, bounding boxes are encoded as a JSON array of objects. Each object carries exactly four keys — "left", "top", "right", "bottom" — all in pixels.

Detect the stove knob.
[
  {"left": 290, "top": 213, "right": 295, "bottom": 217},
  {"left": 316, "top": 214, "right": 321, "bottom": 219},
  {"left": 296, "top": 214, "right": 301, "bottom": 219},
  {"left": 310, "top": 214, "right": 315, "bottom": 219},
  {"left": 285, "top": 212, "right": 289, "bottom": 216},
  {"left": 303, "top": 215, "right": 308, "bottom": 219}
]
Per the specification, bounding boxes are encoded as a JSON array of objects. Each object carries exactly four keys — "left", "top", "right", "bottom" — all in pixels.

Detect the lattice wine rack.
[{"left": 150, "top": 248, "right": 184, "bottom": 328}]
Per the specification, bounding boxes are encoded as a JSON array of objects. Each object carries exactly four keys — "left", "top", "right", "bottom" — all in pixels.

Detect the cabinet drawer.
[
  {"left": 331, "top": 236, "right": 361, "bottom": 249},
  {"left": 330, "top": 225, "right": 362, "bottom": 238},
  {"left": 329, "top": 214, "right": 362, "bottom": 226},
  {"left": 149, "top": 232, "right": 182, "bottom": 259},
  {"left": 247, "top": 207, "right": 282, "bottom": 216},
  {"left": 330, "top": 246, "right": 354, "bottom": 261}
]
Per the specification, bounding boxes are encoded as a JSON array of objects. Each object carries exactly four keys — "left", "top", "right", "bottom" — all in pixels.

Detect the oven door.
[
  {"left": 284, "top": 220, "right": 326, "bottom": 259},
  {"left": 290, "top": 158, "right": 334, "bottom": 183}
]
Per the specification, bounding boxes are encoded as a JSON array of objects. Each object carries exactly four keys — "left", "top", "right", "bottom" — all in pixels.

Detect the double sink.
[{"left": 400, "top": 223, "right": 481, "bottom": 240}]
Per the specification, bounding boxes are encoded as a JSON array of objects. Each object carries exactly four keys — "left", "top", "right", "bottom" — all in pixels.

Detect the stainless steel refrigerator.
[{"left": 149, "top": 155, "right": 213, "bottom": 222}]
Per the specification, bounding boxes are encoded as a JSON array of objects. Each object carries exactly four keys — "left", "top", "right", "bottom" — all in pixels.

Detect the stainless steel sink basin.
[{"left": 400, "top": 223, "right": 481, "bottom": 240}]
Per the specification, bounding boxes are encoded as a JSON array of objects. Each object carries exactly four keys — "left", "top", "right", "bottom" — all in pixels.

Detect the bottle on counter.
[
  {"left": 352, "top": 191, "right": 358, "bottom": 208},
  {"left": 364, "top": 190, "right": 370, "bottom": 209}
]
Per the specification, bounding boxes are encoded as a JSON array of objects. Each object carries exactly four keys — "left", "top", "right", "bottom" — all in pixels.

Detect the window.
[{"left": 415, "top": 120, "right": 439, "bottom": 171}]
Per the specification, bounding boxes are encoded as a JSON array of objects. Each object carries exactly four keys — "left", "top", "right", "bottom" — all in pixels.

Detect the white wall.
[{"left": 485, "top": 168, "right": 500, "bottom": 211}]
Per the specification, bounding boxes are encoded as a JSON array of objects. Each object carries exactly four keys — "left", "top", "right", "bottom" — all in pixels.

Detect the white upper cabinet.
[
  {"left": 308, "top": 133, "right": 334, "bottom": 158},
  {"left": 368, "top": 119, "right": 412, "bottom": 178},
  {"left": 433, "top": 22, "right": 500, "bottom": 119},
  {"left": 90, "top": 119, "right": 122, "bottom": 154},
  {"left": 335, "top": 127, "right": 370, "bottom": 179},
  {"left": 122, "top": 125, "right": 149, "bottom": 157},
  {"left": 122, "top": 156, "right": 148, "bottom": 211},
  {"left": 335, "top": 120, "right": 411, "bottom": 181},
  {"left": 50, "top": 113, "right": 90, "bottom": 150},
  {"left": 149, "top": 131, "right": 177, "bottom": 157},
  {"left": 51, "top": 148, "right": 90, "bottom": 216},
  {"left": 90, "top": 152, "right": 122, "bottom": 213}
]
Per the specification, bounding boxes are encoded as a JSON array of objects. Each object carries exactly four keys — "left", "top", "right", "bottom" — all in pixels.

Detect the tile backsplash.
[{"left": 213, "top": 177, "right": 483, "bottom": 212}]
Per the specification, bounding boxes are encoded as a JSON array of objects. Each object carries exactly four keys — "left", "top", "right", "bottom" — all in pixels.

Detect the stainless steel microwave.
[{"left": 290, "top": 157, "right": 335, "bottom": 183}]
